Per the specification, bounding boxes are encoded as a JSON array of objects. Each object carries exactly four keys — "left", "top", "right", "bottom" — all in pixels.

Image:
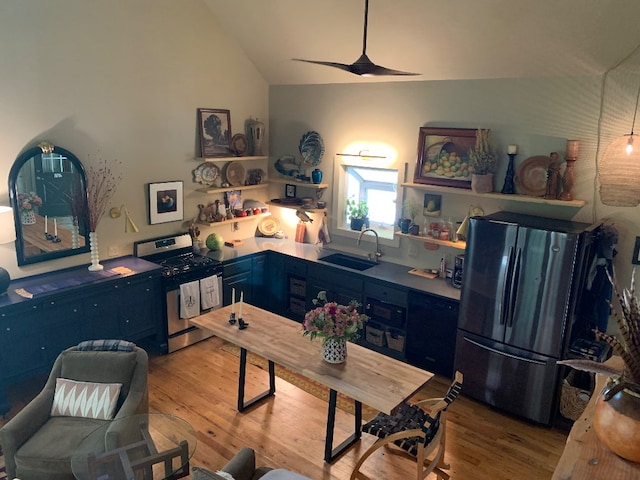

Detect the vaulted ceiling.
[{"left": 204, "top": 0, "right": 640, "bottom": 85}]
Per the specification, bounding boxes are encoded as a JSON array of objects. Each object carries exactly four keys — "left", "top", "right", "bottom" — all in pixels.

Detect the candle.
[
  {"left": 507, "top": 145, "right": 518, "bottom": 154},
  {"left": 566, "top": 140, "right": 580, "bottom": 159},
  {"left": 45, "top": 215, "right": 48, "bottom": 234},
  {"left": 54, "top": 218, "right": 57, "bottom": 237},
  {"left": 231, "top": 287, "right": 235, "bottom": 314},
  {"left": 239, "top": 291, "right": 243, "bottom": 318}
]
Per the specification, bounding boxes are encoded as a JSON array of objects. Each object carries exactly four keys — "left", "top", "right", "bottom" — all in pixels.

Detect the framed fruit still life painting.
[{"left": 413, "top": 127, "right": 477, "bottom": 189}]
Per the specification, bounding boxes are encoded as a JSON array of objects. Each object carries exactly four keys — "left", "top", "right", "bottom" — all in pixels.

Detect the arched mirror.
[{"left": 8, "top": 141, "right": 90, "bottom": 266}]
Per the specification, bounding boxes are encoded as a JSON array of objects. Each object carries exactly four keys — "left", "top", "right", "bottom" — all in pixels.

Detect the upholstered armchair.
[{"left": 0, "top": 341, "right": 148, "bottom": 480}]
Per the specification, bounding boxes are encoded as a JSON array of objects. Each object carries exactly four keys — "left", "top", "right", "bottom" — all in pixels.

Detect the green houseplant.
[
  {"left": 401, "top": 199, "right": 421, "bottom": 235},
  {"left": 346, "top": 196, "right": 369, "bottom": 231},
  {"left": 468, "top": 129, "right": 498, "bottom": 193}
]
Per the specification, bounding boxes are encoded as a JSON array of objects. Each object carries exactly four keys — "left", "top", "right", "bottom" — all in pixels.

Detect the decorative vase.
[
  {"left": 311, "top": 168, "right": 323, "bottom": 184},
  {"left": 21, "top": 209, "right": 36, "bottom": 225},
  {"left": 593, "top": 382, "right": 640, "bottom": 463},
  {"left": 249, "top": 118, "right": 265, "bottom": 156},
  {"left": 322, "top": 338, "right": 347, "bottom": 364},
  {"left": 471, "top": 173, "right": 494, "bottom": 194},
  {"left": 398, "top": 218, "right": 411, "bottom": 234},
  {"left": 500, "top": 154, "right": 517, "bottom": 194},
  {"left": 88, "top": 231, "right": 104, "bottom": 271}
]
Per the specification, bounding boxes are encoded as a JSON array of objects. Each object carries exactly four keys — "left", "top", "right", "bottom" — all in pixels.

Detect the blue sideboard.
[{"left": 0, "top": 256, "right": 163, "bottom": 414}]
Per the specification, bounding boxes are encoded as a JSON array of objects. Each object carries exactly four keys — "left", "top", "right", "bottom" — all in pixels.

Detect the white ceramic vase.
[
  {"left": 88, "top": 231, "right": 104, "bottom": 271},
  {"left": 322, "top": 338, "right": 347, "bottom": 364}
]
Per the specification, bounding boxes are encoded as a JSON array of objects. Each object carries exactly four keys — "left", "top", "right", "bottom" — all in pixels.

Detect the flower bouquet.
[
  {"left": 303, "top": 291, "right": 369, "bottom": 363},
  {"left": 18, "top": 192, "right": 42, "bottom": 211}
]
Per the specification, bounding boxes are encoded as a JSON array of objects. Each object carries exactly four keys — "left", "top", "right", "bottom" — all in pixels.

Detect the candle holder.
[
  {"left": 45, "top": 232, "right": 54, "bottom": 241},
  {"left": 500, "top": 153, "right": 517, "bottom": 194},
  {"left": 52, "top": 236, "right": 61, "bottom": 243},
  {"left": 544, "top": 152, "right": 561, "bottom": 199},
  {"left": 559, "top": 141, "right": 579, "bottom": 201},
  {"left": 238, "top": 318, "right": 249, "bottom": 330},
  {"left": 228, "top": 312, "right": 236, "bottom": 325}
]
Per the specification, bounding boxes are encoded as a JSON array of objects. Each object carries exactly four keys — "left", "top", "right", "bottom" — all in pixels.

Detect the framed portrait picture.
[
  {"left": 285, "top": 184, "right": 297, "bottom": 198},
  {"left": 198, "top": 108, "right": 232, "bottom": 158},
  {"left": 413, "top": 127, "right": 477, "bottom": 189},
  {"left": 148, "top": 181, "right": 183, "bottom": 225}
]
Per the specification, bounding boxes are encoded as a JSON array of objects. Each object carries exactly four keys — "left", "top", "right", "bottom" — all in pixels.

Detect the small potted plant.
[
  {"left": 346, "top": 196, "right": 369, "bottom": 231},
  {"left": 401, "top": 199, "right": 421, "bottom": 235},
  {"left": 468, "top": 129, "right": 498, "bottom": 193}
]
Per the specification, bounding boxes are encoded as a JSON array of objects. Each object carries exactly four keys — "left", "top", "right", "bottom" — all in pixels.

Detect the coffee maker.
[{"left": 452, "top": 254, "right": 464, "bottom": 288}]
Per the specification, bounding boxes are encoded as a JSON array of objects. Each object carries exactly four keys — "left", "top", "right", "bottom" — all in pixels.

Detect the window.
[{"left": 339, "top": 165, "right": 398, "bottom": 239}]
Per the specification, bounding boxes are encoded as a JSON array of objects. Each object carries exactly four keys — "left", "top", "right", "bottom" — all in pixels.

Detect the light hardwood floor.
[{"left": 2, "top": 337, "right": 568, "bottom": 479}]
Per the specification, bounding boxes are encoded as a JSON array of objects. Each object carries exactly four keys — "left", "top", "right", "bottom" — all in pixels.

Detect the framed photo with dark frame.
[
  {"left": 148, "top": 181, "right": 184, "bottom": 225},
  {"left": 633, "top": 236, "right": 640, "bottom": 265},
  {"left": 197, "top": 108, "right": 232, "bottom": 158},
  {"left": 413, "top": 127, "right": 477, "bottom": 189},
  {"left": 285, "top": 184, "right": 297, "bottom": 198}
]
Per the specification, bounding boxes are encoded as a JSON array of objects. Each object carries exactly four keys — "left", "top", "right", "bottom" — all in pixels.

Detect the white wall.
[
  {"left": 270, "top": 75, "right": 640, "bottom": 287},
  {"left": 0, "top": 0, "right": 269, "bottom": 279}
]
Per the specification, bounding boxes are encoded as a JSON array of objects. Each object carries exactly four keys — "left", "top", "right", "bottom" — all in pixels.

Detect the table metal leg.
[
  {"left": 324, "top": 389, "right": 362, "bottom": 463},
  {"left": 238, "top": 347, "right": 276, "bottom": 412}
]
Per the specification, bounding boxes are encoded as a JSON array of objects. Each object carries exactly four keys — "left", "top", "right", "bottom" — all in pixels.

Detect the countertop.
[{"left": 205, "top": 238, "right": 461, "bottom": 302}]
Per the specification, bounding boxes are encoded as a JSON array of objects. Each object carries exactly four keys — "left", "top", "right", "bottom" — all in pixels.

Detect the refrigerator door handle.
[
  {"left": 507, "top": 247, "right": 522, "bottom": 328},
  {"left": 500, "top": 246, "right": 515, "bottom": 325},
  {"left": 463, "top": 336, "right": 548, "bottom": 366}
]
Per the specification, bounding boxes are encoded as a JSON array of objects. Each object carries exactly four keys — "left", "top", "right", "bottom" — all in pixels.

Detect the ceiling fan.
[{"left": 293, "top": 0, "right": 419, "bottom": 77}]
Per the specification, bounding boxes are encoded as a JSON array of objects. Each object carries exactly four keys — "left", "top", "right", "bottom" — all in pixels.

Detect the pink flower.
[{"left": 302, "top": 291, "right": 369, "bottom": 342}]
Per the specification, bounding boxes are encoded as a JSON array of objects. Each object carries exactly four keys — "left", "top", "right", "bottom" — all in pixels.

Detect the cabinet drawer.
[
  {"left": 224, "top": 257, "right": 252, "bottom": 277},
  {"left": 365, "top": 282, "right": 408, "bottom": 307}
]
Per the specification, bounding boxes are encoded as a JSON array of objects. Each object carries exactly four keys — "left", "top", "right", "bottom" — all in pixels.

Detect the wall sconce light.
[
  {"left": 0, "top": 206, "right": 17, "bottom": 294},
  {"left": 599, "top": 82, "right": 640, "bottom": 206},
  {"left": 109, "top": 205, "right": 139, "bottom": 233}
]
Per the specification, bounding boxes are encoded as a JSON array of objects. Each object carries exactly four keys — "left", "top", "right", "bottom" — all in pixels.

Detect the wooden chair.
[{"left": 350, "top": 371, "right": 463, "bottom": 480}]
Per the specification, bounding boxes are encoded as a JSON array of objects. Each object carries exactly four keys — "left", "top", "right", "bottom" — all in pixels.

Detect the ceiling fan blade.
[
  {"left": 295, "top": 0, "right": 420, "bottom": 77},
  {"left": 292, "top": 58, "right": 354, "bottom": 73}
]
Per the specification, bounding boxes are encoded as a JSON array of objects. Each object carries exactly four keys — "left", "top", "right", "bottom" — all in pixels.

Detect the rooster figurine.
[{"left": 296, "top": 209, "right": 313, "bottom": 223}]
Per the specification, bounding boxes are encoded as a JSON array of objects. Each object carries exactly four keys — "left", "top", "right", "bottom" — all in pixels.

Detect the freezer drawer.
[{"left": 454, "top": 330, "right": 559, "bottom": 425}]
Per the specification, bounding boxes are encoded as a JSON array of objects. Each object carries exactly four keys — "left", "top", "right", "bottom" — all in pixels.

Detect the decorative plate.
[
  {"left": 515, "top": 156, "right": 550, "bottom": 196},
  {"left": 258, "top": 217, "right": 280, "bottom": 236},
  {"left": 299, "top": 131, "right": 325, "bottom": 167},
  {"left": 193, "top": 162, "right": 220, "bottom": 186},
  {"left": 230, "top": 133, "right": 248, "bottom": 156},
  {"left": 224, "top": 161, "right": 246, "bottom": 187}
]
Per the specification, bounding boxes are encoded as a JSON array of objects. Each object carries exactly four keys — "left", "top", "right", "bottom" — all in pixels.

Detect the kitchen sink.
[{"left": 318, "top": 253, "right": 378, "bottom": 271}]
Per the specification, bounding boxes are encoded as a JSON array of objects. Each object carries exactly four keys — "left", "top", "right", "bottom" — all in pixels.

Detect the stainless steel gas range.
[{"left": 134, "top": 233, "right": 223, "bottom": 353}]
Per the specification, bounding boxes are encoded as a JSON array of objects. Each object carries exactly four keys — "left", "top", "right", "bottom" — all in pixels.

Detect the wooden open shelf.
[
  {"left": 270, "top": 177, "right": 329, "bottom": 189},
  {"left": 395, "top": 231, "right": 467, "bottom": 251},
  {"left": 401, "top": 182, "right": 586, "bottom": 207},
  {"left": 195, "top": 155, "right": 268, "bottom": 162},
  {"left": 197, "top": 211, "right": 271, "bottom": 227},
  {"left": 196, "top": 183, "right": 269, "bottom": 194}
]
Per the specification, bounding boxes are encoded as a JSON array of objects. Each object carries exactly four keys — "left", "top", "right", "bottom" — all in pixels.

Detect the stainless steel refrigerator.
[{"left": 454, "top": 211, "right": 595, "bottom": 424}]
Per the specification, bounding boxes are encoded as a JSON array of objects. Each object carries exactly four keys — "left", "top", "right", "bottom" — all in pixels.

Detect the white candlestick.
[
  {"left": 508, "top": 144, "right": 518, "bottom": 154},
  {"left": 239, "top": 291, "right": 243, "bottom": 318},
  {"left": 231, "top": 287, "right": 235, "bottom": 314},
  {"left": 54, "top": 218, "right": 57, "bottom": 237},
  {"left": 45, "top": 215, "right": 48, "bottom": 234}
]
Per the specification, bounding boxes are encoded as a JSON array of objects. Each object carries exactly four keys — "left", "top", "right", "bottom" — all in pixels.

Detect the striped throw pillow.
[{"left": 50, "top": 378, "right": 122, "bottom": 420}]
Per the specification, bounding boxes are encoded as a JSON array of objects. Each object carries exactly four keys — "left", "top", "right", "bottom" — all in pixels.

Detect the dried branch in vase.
[{"left": 86, "top": 155, "right": 123, "bottom": 231}]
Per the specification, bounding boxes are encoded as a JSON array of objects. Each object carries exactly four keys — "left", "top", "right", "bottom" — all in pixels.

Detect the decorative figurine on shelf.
[
  {"left": 544, "top": 152, "right": 562, "bottom": 199},
  {"left": 559, "top": 140, "right": 579, "bottom": 201},
  {"left": 500, "top": 144, "right": 518, "bottom": 194}
]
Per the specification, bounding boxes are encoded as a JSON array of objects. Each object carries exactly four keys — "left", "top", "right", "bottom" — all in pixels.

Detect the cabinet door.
[
  {"left": 223, "top": 258, "right": 253, "bottom": 305},
  {"left": 0, "top": 303, "right": 47, "bottom": 380},
  {"left": 42, "top": 297, "right": 87, "bottom": 364},
  {"left": 251, "top": 253, "right": 268, "bottom": 309},
  {"left": 84, "top": 287, "right": 122, "bottom": 339},
  {"left": 265, "top": 252, "right": 286, "bottom": 315},
  {"left": 119, "top": 275, "right": 162, "bottom": 340}
]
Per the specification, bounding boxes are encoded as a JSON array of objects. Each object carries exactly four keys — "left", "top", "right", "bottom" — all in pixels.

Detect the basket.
[
  {"left": 560, "top": 370, "right": 594, "bottom": 421},
  {"left": 365, "top": 325, "right": 385, "bottom": 347},
  {"left": 385, "top": 331, "right": 405, "bottom": 352},
  {"left": 289, "top": 277, "right": 306, "bottom": 297}
]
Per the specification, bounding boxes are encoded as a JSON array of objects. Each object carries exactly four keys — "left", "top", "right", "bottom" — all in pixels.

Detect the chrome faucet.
[{"left": 357, "top": 228, "right": 382, "bottom": 262}]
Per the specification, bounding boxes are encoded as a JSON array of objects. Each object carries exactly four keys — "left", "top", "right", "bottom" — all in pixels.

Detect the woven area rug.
[{"left": 220, "top": 343, "right": 378, "bottom": 420}]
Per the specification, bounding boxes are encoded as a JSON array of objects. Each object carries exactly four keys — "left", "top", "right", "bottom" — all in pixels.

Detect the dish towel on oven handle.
[
  {"left": 200, "top": 274, "right": 221, "bottom": 310},
  {"left": 179, "top": 280, "right": 200, "bottom": 319}
]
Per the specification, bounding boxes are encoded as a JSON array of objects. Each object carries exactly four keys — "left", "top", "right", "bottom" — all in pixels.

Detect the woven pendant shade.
[{"left": 599, "top": 133, "right": 640, "bottom": 206}]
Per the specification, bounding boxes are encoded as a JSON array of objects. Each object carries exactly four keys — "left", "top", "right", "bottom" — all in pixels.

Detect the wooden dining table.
[{"left": 191, "top": 303, "right": 433, "bottom": 463}]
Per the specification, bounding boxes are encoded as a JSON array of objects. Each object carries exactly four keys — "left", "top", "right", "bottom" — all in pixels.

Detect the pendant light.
[{"left": 599, "top": 82, "right": 640, "bottom": 206}]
